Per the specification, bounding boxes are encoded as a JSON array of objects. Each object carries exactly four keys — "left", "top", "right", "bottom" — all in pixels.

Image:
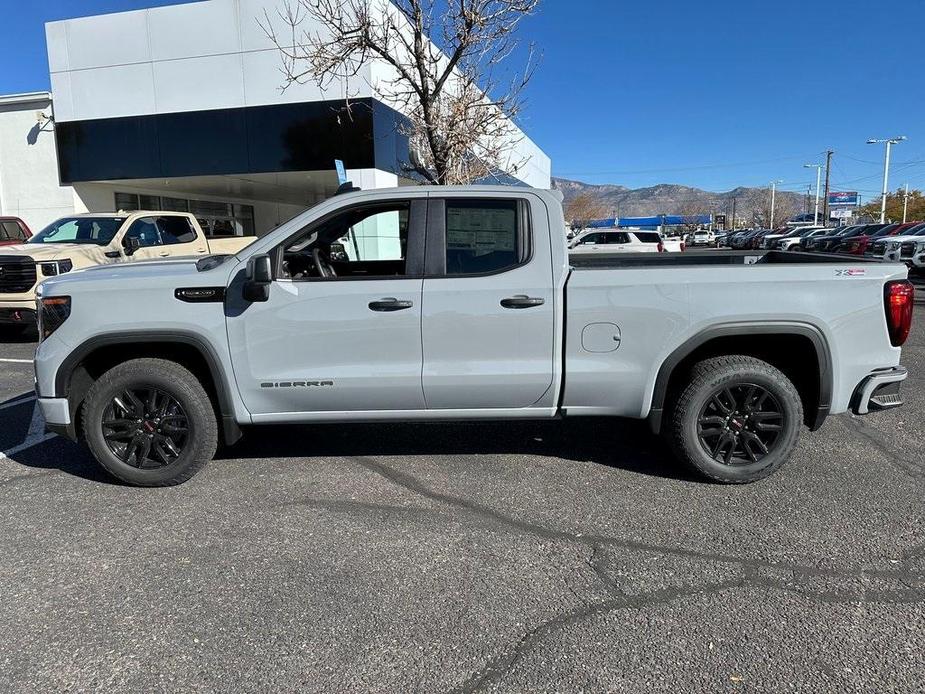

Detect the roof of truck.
[{"left": 65, "top": 210, "right": 192, "bottom": 218}]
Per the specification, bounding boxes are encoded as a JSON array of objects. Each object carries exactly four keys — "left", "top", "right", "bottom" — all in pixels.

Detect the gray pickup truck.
[{"left": 33, "top": 186, "right": 913, "bottom": 486}]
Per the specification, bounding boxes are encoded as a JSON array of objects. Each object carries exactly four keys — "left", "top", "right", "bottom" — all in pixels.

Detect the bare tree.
[
  {"left": 676, "top": 201, "right": 708, "bottom": 236},
  {"left": 564, "top": 193, "right": 608, "bottom": 230},
  {"left": 262, "top": 0, "right": 539, "bottom": 185},
  {"left": 769, "top": 196, "right": 799, "bottom": 229}
]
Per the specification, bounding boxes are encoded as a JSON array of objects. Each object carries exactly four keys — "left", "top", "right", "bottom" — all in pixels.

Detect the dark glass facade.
[{"left": 55, "top": 98, "right": 411, "bottom": 183}]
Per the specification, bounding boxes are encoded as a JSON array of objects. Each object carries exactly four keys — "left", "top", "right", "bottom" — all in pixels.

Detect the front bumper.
[
  {"left": 38, "top": 397, "right": 77, "bottom": 441},
  {"left": 850, "top": 367, "right": 907, "bottom": 415}
]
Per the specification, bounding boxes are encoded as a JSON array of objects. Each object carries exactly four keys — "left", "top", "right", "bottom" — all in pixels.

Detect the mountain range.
[{"left": 552, "top": 177, "right": 807, "bottom": 224}]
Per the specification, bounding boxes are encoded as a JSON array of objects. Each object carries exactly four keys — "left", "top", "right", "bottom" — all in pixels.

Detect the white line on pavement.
[
  {"left": 0, "top": 401, "right": 56, "bottom": 460},
  {"left": 0, "top": 358, "right": 33, "bottom": 363},
  {"left": 0, "top": 395, "right": 36, "bottom": 411}
]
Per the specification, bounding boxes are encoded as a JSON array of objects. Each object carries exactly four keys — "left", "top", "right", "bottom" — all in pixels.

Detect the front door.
[
  {"left": 122, "top": 215, "right": 208, "bottom": 261},
  {"left": 421, "top": 196, "right": 556, "bottom": 410},
  {"left": 227, "top": 200, "right": 426, "bottom": 417}
]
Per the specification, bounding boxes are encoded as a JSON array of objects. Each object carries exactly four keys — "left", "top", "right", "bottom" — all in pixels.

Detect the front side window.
[
  {"left": 577, "top": 233, "right": 600, "bottom": 245},
  {"left": 280, "top": 203, "right": 410, "bottom": 280},
  {"left": 29, "top": 217, "right": 125, "bottom": 245},
  {"left": 124, "top": 218, "right": 162, "bottom": 248}
]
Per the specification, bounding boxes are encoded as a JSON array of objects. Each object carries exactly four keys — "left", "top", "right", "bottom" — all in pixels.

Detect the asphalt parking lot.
[{"left": 1, "top": 314, "right": 923, "bottom": 693}]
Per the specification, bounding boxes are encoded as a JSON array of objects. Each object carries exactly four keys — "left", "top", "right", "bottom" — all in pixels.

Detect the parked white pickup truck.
[
  {"left": 33, "top": 186, "right": 912, "bottom": 487},
  {"left": 0, "top": 211, "right": 255, "bottom": 328}
]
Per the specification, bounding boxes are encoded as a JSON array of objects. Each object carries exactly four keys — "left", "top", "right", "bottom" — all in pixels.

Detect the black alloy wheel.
[
  {"left": 696, "top": 383, "right": 784, "bottom": 466},
  {"left": 101, "top": 387, "right": 190, "bottom": 469}
]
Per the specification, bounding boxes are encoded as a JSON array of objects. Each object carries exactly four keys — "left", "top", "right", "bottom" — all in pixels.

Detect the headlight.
[
  {"left": 38, "top": 296, "right": 71, "bottom": 340},
  {"left": 40, "top": 258, "right": 73, "bottom": 276}
]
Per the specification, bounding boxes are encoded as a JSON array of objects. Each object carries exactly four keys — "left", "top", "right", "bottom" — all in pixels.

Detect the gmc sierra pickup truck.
[
  {"left": 32, "top": 186, "right": 913, "bottom": 486},
  {"left": 0, "top": 211, "right": 254, "bottom": 329}
]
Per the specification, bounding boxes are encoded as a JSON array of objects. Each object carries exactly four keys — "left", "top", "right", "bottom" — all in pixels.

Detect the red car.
[{"left": 0, "top": 217, "right": 31, "bottom": 246}]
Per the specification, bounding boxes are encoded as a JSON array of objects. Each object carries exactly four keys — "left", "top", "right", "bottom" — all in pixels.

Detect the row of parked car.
[{"left": 719, "top": 223, "right": 925, "bottom": 265}]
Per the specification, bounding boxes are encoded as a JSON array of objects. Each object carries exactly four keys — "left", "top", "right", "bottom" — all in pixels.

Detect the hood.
[
  {"left": 0, "top": 243, "right": 78, "bottom": 260},
  {"left": 40, "top": 255, "right": 239, "bottom": 295}
]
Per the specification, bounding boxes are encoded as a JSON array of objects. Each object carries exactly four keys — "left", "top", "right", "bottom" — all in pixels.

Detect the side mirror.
[
  {"left": 243, "top": 254, "right": 272, "bottom": 302},
  {"left": 123, "top": 236, "right": 141, "bottom": 256}
]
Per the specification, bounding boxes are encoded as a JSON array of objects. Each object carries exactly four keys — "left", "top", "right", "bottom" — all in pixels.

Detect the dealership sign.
[{"left": 829, "top": 191, "right": 859, "bottom": 208}]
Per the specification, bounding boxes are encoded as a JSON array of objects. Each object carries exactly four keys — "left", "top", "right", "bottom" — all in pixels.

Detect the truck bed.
[{"left": 569, "top": 250, "right": 881, "bottom": 269}]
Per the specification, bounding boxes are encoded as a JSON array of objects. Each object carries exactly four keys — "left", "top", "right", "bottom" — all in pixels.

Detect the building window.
[{"left": 114, "top": 192, "right": 255, "bottom": 237}]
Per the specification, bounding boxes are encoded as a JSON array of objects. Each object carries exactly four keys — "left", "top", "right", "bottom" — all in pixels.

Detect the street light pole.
[
  {"left": 867, "top": 136, "right": 907, "bottom": 224},
  {"left": 903, "top": 183, "right": 910, "bottom": 223},
  {"left": 769, "top": 180, "right": 782, "bottom": 228},
  {"left": 804, "top": 163, "right": 823, "bottom": 225}
]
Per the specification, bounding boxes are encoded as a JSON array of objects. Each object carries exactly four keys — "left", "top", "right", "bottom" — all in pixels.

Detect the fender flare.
[
  {"left": 647, "top": 321, "right": 833, "bottom": 434},
  {"left": 53, "top": 330, "right": 242, "bottom": 445}
]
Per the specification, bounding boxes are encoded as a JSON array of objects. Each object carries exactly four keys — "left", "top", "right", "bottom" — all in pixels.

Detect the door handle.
[
  {"left": 158, "top": 252, "right": 170, "bottom": 257},
  {"left": 500, "top": 295, "right": 545, "bottom": 309},
  {"left": 368, "top": 297, "right": 414, "bottom": 312}
]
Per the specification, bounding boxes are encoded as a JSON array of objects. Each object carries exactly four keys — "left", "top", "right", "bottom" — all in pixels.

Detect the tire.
[
  {"left": 665, "top": 355, "right": 803, "bottom": 484},
  {"left": 82, "top": 358, "right": 218, "bottom": 486}
]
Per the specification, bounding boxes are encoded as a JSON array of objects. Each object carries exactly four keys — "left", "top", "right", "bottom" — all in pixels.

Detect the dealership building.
[{"left": 0, "top": 0, "right": 550, "bottom": 237}]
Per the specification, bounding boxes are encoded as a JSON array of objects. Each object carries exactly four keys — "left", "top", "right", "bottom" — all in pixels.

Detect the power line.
[{"left": 554, "top": 153, "right": 817, "bottom": 177}]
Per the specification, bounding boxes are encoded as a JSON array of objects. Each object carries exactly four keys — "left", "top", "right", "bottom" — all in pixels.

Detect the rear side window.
[
  {"left": 1, "top": 221, "right": 24, "bottom": 240},
  {"left": 446, "top": 200, "right": 519, "bottom": 275},
  {"left": 157, "top": 216, "right": 198, "bottom": 245},
  {"left": 633, "top": 232, "right": 661, "bottom": 243}
]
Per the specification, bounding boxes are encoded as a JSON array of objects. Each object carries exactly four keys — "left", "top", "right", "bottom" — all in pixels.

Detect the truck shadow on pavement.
[
  {"left": 221, "top": 418, "right": 698, "bottom": 482},
  {"left": 1, "top": 391, "right": 695, "bottom": 484}
]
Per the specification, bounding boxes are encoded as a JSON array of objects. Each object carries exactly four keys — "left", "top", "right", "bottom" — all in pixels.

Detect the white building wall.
[
  {"left": 45, "top": 0, "right": 550, "bottom": 187},
  {"left": 46, "top": 0, "right": 372, "bottom": 123},
  {"left": 0, "top": 93, "right": 77, "bottom": 231}
]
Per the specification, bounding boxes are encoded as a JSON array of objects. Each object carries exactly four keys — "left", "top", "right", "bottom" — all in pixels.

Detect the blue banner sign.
[{"left": 828, "top": 191, "right": 859, "bottom": 208}]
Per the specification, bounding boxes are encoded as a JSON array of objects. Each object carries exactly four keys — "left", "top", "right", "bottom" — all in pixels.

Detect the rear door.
[{"left": 420, "top": 194, "right": 556, "bottom": 410}]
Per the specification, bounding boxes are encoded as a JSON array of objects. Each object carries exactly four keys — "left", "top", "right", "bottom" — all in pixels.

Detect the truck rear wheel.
[
  {"left": 666, "top": 355, "right": 803, "bottom": 483},
  {"left": 81, "top": 358, "right": 218, "bottom": 486}
]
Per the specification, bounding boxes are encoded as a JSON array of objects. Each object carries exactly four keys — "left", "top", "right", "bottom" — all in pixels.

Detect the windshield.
[{"left": 28, "top": 217, "right": 126, "bottom": 245}]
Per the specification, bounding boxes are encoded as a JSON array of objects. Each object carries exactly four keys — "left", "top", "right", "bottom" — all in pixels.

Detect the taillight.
[
  {"left": 884, "top": 281, "right": 914, "bottom": 347},
  {"left": 657, "top": 241, "right": 664, "bottom": 252},
  {"left": 680, "top": 242, "right": 686, "bottom": 252}
]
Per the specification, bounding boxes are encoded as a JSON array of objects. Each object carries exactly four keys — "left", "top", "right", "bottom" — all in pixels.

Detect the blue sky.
[{"left": 2, "top": 0, "right": 924, "bottom": 197}]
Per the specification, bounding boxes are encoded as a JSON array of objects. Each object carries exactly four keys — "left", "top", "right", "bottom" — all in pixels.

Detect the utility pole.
[
  {"left": 867, "top": 136, "right": 907, "bottom": 224},
  {"left": 821, "top": 150, "right": 834, "bottom": 226},
  {"left": 731, "top": 196, "right": 737, "bottom": 230},
  {"left": 903, "top": 183, "right": 910, "bottom": 223}
]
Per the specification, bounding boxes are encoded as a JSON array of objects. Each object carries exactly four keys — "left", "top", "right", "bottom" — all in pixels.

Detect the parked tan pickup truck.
[{"left": 0, "top": 211, "right": 255, "bottom": 327}]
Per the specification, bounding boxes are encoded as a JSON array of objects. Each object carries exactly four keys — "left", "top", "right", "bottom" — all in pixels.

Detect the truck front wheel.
[
  {"left": 81, "top": 358, "right": 218, "bottom": 486},
  {"left": 666, "top": 355, "right": 803, "bottom": 483}
]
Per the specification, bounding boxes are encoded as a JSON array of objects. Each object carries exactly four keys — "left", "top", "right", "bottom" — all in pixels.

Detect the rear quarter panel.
[{"left": 563, "top": 262, "right": 908, "bottom": 417}]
